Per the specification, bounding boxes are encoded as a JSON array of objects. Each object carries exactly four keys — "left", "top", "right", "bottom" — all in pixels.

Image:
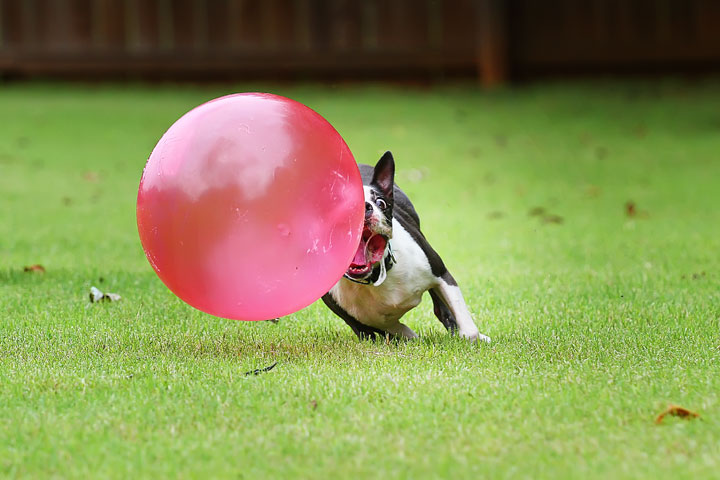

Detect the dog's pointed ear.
[{"left": 372, "top": 151, "right": 395, "bottom": 199}]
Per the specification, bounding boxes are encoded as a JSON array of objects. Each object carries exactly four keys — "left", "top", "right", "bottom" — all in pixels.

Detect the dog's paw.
[
  {"left": 459, "top": 329, "right": 491, "bottom": 343},
  {"left": 475, "top": 333, "right": 492, "bottom": 344}
]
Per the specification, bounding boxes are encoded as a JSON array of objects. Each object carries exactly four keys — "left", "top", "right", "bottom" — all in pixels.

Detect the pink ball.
[{"left": 137, "top": 93, "right": 364, "bottom": 321}]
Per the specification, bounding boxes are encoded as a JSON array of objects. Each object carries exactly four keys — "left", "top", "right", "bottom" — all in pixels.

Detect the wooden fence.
[{"left": 0, "top": 0, "right": 719, "bottom": 84}]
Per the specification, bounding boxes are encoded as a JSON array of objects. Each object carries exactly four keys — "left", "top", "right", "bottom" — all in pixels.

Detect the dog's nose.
[{"left": 365, "top": 202, "right": 373, "bottom": 218}]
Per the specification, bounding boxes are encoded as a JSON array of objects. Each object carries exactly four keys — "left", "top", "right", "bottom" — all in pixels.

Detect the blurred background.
[{"left": 1, "top": 0, "right": 719, "bottom": 86}]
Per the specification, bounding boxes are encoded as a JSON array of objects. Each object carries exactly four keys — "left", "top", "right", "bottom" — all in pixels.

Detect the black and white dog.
[{"left": 322, "top": 152, "right": 490, "bottom": 342}]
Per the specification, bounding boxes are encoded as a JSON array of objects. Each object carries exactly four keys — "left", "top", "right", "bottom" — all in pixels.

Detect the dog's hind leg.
[
  {"left": 433, "top": 274, "right": 491, "bottom": 343},
  {"left": 429, "top": 288, "right": 458, "bottom": 333}
]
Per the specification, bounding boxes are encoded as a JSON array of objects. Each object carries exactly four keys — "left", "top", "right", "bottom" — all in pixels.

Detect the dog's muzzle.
[{"left": 344, "top": 230, "right": 395, "bottom": 286}]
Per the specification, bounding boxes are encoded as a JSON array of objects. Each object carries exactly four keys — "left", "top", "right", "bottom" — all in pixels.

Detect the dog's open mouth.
[{"left": 347, "top": 227, "right": 388, "bottom": 278}]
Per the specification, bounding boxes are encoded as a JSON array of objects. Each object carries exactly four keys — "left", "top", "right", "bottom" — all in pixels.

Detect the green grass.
[{"left": 1, "top": 80, "right": 720, "bottom": 479}]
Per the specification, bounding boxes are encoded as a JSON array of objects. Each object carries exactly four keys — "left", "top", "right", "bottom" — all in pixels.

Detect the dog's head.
[{"left": 345, "top": 151, "right": 395, "bottom": 283}]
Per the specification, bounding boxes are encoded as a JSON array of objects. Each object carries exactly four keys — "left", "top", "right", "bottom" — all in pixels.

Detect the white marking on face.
[{"left": 363, "top": 185, "right": 391, "bottom": 237}]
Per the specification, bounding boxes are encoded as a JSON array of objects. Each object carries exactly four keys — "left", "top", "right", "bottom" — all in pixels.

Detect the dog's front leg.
[
  {"left": 432, "top": 275, "right": 491, "bottom": 343},
  {"left": 384, "top": 322, "right": 419, "bottom": 339},
  {"left": 322, "top": 293, "right": 386, "bottom": 340}
]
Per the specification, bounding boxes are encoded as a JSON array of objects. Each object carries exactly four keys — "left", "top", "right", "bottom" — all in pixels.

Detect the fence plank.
[
  {"left": 477, "top": 0, "right": 508, "bottom": 87},
  {"left": 360, "top": 0, "right": 379, "bottom": 51},
  {"left": 0, "top": 0, "right": 3, "bottom": 49}
]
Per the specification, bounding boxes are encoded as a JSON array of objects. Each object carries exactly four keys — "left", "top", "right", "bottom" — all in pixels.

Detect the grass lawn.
[{"left": 1, "top": 80, "right": 719, "bottom": 479}]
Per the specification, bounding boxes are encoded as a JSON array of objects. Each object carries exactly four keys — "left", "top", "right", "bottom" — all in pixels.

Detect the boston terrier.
[{"left": 322, "top": 151, "right": 491, "bottom": 342}]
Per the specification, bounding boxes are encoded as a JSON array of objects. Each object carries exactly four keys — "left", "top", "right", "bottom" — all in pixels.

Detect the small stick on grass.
[{"left": 244, "top": 362, "right": 278, "bottom": 376}]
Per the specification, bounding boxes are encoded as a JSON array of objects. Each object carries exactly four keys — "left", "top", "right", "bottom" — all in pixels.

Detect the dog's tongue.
[
  {"left": 367, "top": 234, "right": 387, "bottom": 262},
  {"left": 351, "top": 232, "right": 387, "bottom": 268},
  {"left": 352, "top": 240, "right": 368, "bottom": 266}
]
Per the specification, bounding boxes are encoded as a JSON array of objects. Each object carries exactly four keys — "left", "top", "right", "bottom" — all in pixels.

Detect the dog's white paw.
[
  {"left": 460, "top": 329, "right": 491, "bottom": 343},
  {"left": 475, "top": 333, "right": 492, "bottom": 344}
]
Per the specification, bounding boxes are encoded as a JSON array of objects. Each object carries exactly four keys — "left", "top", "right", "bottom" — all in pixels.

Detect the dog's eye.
[{"left": 376, "top": 198, "right": 387, "bottom": 210}]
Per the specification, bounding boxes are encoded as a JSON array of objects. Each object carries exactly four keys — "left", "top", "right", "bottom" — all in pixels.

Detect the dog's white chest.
[{"left": 329, "top": 219, "right": 436, "bottom": 329}]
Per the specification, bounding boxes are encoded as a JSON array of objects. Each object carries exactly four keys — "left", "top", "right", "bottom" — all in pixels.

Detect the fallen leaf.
[
  {"left": 542, "top": 214, "right": 564, "bottom": 224},
  {"left": 244, "top": 362, "right": 278, "bottom": 376},
  {"left": 89, "top": 287, "right": 104, "bottom": 302},
  {"left": 584, "top": 185, "right": 602, "bottom": 197},
  {"left": 23, "top": 264, "right": 46, "bottom": 273},
  {"left": 83, "top": 171, "right": 100, "bottom": 182},
  {"left": 655, "top": 404, "right": 700, "bottom": 424},
  {"left": 528, "top": 207, "right": 546, "bottom": 217},
  {"left": 89, "top": 286, "right": 121, "bottom": 303},
  {"left": 626, "top": 201, "right": 636, "bottom": 217}
]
